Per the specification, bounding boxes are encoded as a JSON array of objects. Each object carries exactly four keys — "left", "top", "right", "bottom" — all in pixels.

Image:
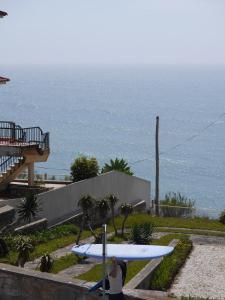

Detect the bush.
[
  {"left": 130, "top": 222, "right": 154, "bottom": 244},
  {"left": 4, "top": 224, "right": 78, "bottom": 251},
  {"left": 15, "top": 236, "right": 34, "bottom": 267},
  {"left": 71, "top": 155, "right": 99, "bottom": 182},
  {"left": 219, "top": 210, "right": 225, "bottom": 224},
  {"left": 160, "top": 192, "right": 195, "bottom": 218}
]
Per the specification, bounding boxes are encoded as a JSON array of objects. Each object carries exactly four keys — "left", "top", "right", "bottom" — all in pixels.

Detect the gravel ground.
[{"left": 170, "top": 244, "right": 225, "bottom": 299}]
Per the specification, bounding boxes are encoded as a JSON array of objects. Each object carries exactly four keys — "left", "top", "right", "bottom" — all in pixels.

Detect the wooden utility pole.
[{"left": 155, "top": 116, "right": 160, "bottom": 216}]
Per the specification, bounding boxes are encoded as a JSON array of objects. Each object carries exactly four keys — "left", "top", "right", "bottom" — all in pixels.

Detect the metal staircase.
[{"left": 0, "top": 121, "right": 50, "bottom": 190}]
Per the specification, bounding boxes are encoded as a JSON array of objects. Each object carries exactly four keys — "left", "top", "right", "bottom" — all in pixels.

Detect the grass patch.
[
  {"left": 51, "top": 254, "right": 79, "bottom": 274},
  {"left": 114, "top": 213, "right": 225, "bottom": 232},
  {"left": 155, "top": 227, "right": 225, "bottom": 237},
  {"left": 149, "top": 236, "right": 192, "bottom": 291}
]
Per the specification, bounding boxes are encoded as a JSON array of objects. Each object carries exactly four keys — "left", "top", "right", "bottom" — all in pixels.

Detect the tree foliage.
[
  {"left": 96, "top": 198, "right": 110, "bottom": 225},
  {"left": 219, "top": 210, "right": 225, "bottom": 224},
  {"left": 101, "top": 158, "right": 133, "bottom": 175},
  {"left": 71, "top": 155, "right": 99, "bottom": 182}
]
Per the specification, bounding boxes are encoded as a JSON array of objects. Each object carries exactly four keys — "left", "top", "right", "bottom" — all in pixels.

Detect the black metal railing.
[
  {"left": 0, "top": 156, "right": 24, "bottom": 174},
  {"left": 0, "top": 122, "right": 50, "bottom": 151}
]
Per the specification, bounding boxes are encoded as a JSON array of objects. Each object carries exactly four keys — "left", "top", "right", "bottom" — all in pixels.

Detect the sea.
[{"left": 1, "top": 64, "right": 225, "bottom": 213}]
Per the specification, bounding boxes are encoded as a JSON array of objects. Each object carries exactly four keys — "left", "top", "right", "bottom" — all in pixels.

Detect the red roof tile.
[
  {"left": 0, "top": 77, "right": 10, "bottom": 84},
  {"left": 0, "top": 11, "right": 7, "bottom": 17}
]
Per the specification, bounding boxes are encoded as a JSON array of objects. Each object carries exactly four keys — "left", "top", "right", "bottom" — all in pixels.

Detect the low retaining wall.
[
  {"left": 0, "top": 205, "right": 15, "bottom": 226},
  {"left": 37, "top": 171, "right": 151, "bottom": 226},
  {"left": 15, "top": 218, "right": 48, "bottom": 234},
  {"left": 0, "top": 264, "right": 170, "bottom": 300}
]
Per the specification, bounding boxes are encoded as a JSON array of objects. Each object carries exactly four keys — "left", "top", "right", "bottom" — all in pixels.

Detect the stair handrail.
[{"left": 0, "top": 156, "right": 23, "bottom": 174}]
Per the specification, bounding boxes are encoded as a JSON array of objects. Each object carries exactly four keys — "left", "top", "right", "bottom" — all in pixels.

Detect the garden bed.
[{"left": 76, "top": 233, "right": 192, "bottom": 288}]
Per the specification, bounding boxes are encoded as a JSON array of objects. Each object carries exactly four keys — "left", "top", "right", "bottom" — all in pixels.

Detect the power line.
[
  {"left": 160, "top": 112, "right": 225, "bottom": 156},
  {"left": 36, "top": 111, "right": 225, "bottom": 171}
]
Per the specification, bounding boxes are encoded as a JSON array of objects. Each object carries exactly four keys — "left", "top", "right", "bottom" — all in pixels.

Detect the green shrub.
[
  {"left": 149, "top": 237, "right": 193, "bottom": 291},
  {"left": 4, "top": 224, "right": 78, "bottom": 251},
  {"left": 15, "top": 236, "right": 34, "bottom": 267},
  {"left": 219, "top": 210, "right": 225, "bottom": 224},
  {"left": 160, "top": 192, "right": 195, "bottom": 218},
  {"left": 130, "top": 222, "right": 154, "bottom": 244},
  {"left": 71, "top": 155, "right": 99, "bottom": 182}
]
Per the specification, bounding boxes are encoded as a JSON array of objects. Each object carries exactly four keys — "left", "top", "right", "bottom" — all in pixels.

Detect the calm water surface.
[{"left": 0, "top": 65, "right": 225, "bottom": 211}]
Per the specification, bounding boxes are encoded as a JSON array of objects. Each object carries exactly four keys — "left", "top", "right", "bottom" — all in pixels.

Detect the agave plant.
[
  {"left": 40, "top": 254, "right": 54, "bottom": 272},
  {"left": 120, "top": 203, "right": 133, "bottom": 236},
  {"left": 17, "top": 193, "right": 41, "bottom": 223},
  {"left": 101, "top": 158, "right": 133, "bottom": 175},
  {"left": 130, "top": 222, "right": 154, "bottom": 245}
]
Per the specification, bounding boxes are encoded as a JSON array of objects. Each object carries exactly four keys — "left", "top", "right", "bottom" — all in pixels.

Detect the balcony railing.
[{"left": 0, "top": 121, "right": 50, "bottom": 151}]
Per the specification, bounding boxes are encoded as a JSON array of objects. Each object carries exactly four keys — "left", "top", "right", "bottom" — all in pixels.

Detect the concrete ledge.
[
  {"left": 0, "top": 263, "right": 172, "bottom": 300},
  {"left": 124, "top": 288, "right": 173, "bottom": 300},
  {"left": 0, "top": 205, "right": 15, "bottom": 226},
  {"left": 125, "top": 239, "right": 179, "bottom": 290},
  {"left": 133, "top": 200, "right": 146, "bottom": 212},
  {"left": 15, "top": 218, "right": 48, "bottom": 234}
]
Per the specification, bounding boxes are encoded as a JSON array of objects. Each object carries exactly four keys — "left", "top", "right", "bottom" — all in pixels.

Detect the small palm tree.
[
  {"left": 16, "top": 236, "right": 34, "bottom": 267},
  {"left": 76, "top": 195, "right": 96, "bottom": 245},
  {"left": 107, "top": 194, "right": 119, "bottom": 236},
  {"left": 120, "top": 203, "right": 133, "bottom": 236},
  {"left": 101, "top": 158, "right": 133, "bottom": 175},
  {"left": 17, "top": 193, "right": 41, "bottom": 223},
  {"left": 96, "top": 198, "right": 110, "bottom": 225}
]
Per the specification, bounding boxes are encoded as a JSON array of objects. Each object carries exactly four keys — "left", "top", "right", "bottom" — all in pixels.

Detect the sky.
[{"left": 0, "top": 0, "right": 225, "bottom": 65}]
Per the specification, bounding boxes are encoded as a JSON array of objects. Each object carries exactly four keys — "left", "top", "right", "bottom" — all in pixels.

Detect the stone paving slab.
[{"left": 58, "top": 257, "right": 100, "bottom": 277}]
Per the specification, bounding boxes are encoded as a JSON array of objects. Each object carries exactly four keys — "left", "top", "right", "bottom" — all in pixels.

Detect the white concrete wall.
[{"left": 37, "top": 171, "right": 151, "bottom": 225}]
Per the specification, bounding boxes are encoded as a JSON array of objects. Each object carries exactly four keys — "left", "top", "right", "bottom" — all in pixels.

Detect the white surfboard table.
[{"left": 71, "top": 243, "right": 174, "bottom": 261}]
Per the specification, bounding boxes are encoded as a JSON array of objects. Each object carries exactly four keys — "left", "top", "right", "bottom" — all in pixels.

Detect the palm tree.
[
  {"left": 17, "top": 193, "right": 41, "bottom": 223},
  {"left": 16, "top": 236, "right": 34, "bottom": 267},
  {"left": 76, "top": 195, "right": 96, "bottom": 245},
  {"left": 96, "top": 198, "right": 110, "bottom": 225},
  {"left": 120, "top": 203, "right": 133, "bottom": 236},
  {"left": 107, "top": 194, "right": 119, "bottom": 236},
  {"left": 101, "top": 158, "right": 133, "bottom": 175}
]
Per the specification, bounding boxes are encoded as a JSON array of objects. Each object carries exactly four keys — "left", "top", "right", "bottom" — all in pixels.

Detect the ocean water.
[{"left": 0, "top": 64, "right": 225, "bottom": 211}]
